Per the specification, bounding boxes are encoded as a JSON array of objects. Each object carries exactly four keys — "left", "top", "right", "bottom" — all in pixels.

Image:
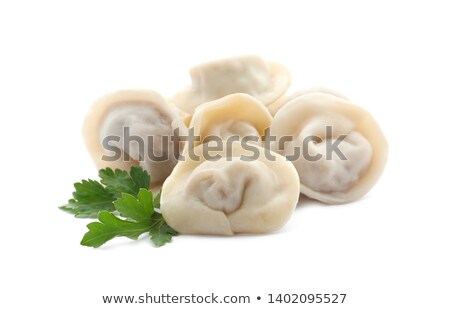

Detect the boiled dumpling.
[
  {"left": 161, "top": 143, "right": 300, "bottom": 235},
  {"left": 83, "top": 89, "right": 184, "bottom": 185},
  {"left": 270, "top": 91, "right": 388, "bottom": 204},
  {"left": 267, "top": 86, "right": 348, "bottom": 116},
  {"left": 171, "top": 55, "right": 291, "bottom": 114},
  {"left": 187, "top": 93, "right": 272, "bottom": 150}
]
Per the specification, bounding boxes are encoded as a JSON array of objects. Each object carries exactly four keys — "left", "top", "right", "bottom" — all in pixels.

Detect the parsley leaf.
[
  {"left": 80, "top": 211, "right": 151, "bottom": 248},
  {"left": 59, "top": 179, "right": 116, "bottom": 218},
  {"left": 114, "top": 189, "right": 154, "bottom": 222},
  {"left": 149, "top": 212, "right": 178, "bottom": 247},
  {"left": 99, "top": 167, "right": 139, "bottom": 197},
  {"left": 61, "top": 166, "right": 151, "bottom": 218},
  {"left": 129, "top": 166, "right": 151, "bottom": 193},
  {"left": 62, "top": 167, "right": 177, "bottom": 248},
  {"left": 153, "top": 191, "right": 161, "bottom": 209},
  {"left": 80, "top": 188, "right": 177, "bottom": 248}
]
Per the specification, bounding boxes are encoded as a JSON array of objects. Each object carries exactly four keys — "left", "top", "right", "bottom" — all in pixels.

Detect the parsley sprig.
[{"left": 60, "top": 166, "right": 177, "bottom": 248}]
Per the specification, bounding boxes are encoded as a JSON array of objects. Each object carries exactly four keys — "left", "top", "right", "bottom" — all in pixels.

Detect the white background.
[{"left": 1, "top": 0, "right": 449, "bottom": 308}]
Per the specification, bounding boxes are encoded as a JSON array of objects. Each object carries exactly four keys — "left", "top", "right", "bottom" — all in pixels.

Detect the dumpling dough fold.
[
  {"left": 171, "top": 55, "right": 291, "bottom": 114},
  {"left": 83, "top": 89, "right": 184, "bottom": 185},
  {"left": 267, "top": 86, "right": 348, "bottom": 116},
  {"left": 161, "top": 144, "right": 300, "bottom": 235},
  {"left": 270, "top": 91, "right": 388, "bottom": 204},
  {"left": 187, "top": 93, "right": 272, "bottom": 150}
]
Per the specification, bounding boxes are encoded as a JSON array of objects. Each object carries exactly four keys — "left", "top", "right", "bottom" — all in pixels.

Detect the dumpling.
[
  {"left": 267, "top": 86, "right": 348, "bottom": 116},
  {"left": 270, "top": 91, "right": 388, "bottom": 204},
  {"left": 83, "top": 89, "right": 183, "bottom": 185},
  {"left": 187, "top": 93, "right": 272, "bottom": 149},
  {"left": 161, "top": 143, "right": 300, "bottom": 235},
  {"left": 171, "top": 55, "right": 291, "bottom": 114}
]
